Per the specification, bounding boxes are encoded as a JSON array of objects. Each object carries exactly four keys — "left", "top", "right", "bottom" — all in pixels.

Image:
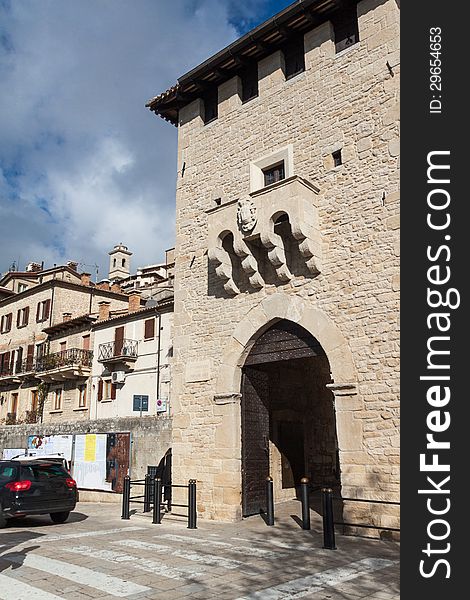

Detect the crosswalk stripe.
[
  {"left": 115, "top": 538, "right": 246, "bottom": 570},
  {"left": 234, "top": 558, "right": 396, "bottom": 599},
  {"left": 231, "top": 537, "right": 315, "bottom": 551},
  {"left": 160, "top": 533, "right": 283, "bottom": 558},
  {"left": 37, "top": 526, "right": 146, "bottom": 543},
  {"left": 0, "top": 574, "right": 65, "bottom": 600},
  {"left": 4, "top": 552, "right": 150, "bottom": 597},
  {"left": 67, "top": 545, "right": 205, "bottom": 580}
]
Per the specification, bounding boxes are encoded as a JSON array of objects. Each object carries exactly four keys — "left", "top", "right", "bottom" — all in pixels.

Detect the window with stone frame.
[
  {"left": 262, "top": 161, "right": 286, "bottom": 187},
  {"left": 36, "top": 299, "right": 51, "bottom": 322}
]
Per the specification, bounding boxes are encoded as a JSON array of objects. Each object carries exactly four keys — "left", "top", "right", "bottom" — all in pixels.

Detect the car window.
[
  {"left": 21, "top": 464, "right": 68, "bottom": 481},
  {"left": 0, "top": 464, "right": 18, "bottom": 484}
]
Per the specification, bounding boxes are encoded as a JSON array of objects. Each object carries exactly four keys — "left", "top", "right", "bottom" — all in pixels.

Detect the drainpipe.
[{"left": 156, "top": 312, "right": 162, "bottom": 402}]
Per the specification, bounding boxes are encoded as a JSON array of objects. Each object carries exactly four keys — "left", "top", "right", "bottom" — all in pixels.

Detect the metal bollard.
[
  {"left": 300, "top": 477, "right": 310, "bottom": 530},
  {"left": 166, "top": 483, "right": 172, "bottom": 513},
  {"left": 321, "top": 487, "right": 336, "bottom": 549},
  {"left": 153, "top": 478, "right": 162, "bottom": 524},
  {"left": 188, "top": 479, "right": 197, "bottom": 529},
  {"left": 143, "top": 474, "right": 151, "bottom": 513},
  {"left": 121, "top": 476, "right": 131, "bottom": 520},
  {"left": 266, "top": 476, "right": 274, "bottom": 526}
]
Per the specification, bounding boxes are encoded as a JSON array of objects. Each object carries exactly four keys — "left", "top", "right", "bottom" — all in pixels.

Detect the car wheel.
[{"left": 50, "top": 511, "right": 70, "bottom": 524}]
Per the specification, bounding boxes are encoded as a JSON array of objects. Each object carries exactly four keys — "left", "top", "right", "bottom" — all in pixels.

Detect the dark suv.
[{"left": 0, "top": 459, "right": 77, "bottom": 528}]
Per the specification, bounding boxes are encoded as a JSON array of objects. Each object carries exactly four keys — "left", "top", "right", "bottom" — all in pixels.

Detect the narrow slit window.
[
  {"left": 203, "top": 87, "right": 218, "bottom": 124},
  {"left": 263, "top": 162, "right": 285, "bottom": 187},
  {"left": 333, "top": 5, "right": 359, "bottom": 54},
  {"left": 282, "top": 36, "right": 305, "bottom": 80},
  {"left": 332, "top": 149, "right": 342, "bottom": 167},
  {"left": 241, "top": 63, "right": 259, "bottom": 103}
]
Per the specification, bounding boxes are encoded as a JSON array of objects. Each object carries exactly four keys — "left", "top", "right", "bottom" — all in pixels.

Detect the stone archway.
[{"left": 213, "top": 294, "right": 361, "bottom": 513}]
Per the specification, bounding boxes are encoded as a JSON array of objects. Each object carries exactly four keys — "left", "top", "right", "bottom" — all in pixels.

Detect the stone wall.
[
  {"left": 0, "top": 416, "right": 172, "bottom": 499},
  {"left": 170, "top": 0, "right": 399, "bottom": 526}
]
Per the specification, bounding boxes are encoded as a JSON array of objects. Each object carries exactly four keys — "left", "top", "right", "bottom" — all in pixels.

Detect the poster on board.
[
  {"left": 73, "top": 433, "right": 111, "bottom": 491},
  {"left": 28, "top": 434, "right": 73, "bottom": 461}
]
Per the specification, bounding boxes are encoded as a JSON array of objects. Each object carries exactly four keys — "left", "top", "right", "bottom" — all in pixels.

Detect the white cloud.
[{"left": 0, "top": 0, "right": 255, "bottom": 278}]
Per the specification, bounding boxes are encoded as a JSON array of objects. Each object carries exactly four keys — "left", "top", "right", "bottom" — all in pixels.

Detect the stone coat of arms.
[{"left": 237, "top": 198, "right": 257, "bottom": 234}]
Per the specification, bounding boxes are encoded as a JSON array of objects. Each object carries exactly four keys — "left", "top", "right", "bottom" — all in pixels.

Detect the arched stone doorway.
[{"left": 241, "top": 319, "right": 340, "bottom": 516}]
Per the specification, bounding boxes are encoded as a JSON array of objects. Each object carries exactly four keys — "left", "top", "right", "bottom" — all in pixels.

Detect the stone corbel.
[
  {"left": 232, "top": 236, "right": 264, "bottom": 289},
  {"left": 289, "top": 217, "right": 322, "bottom": 275},
  {"left": 259, "top": 229, "right": 292, "bottom": 282},
  {"left": 326, "top": 382, "right": 358, "bottom": 396},
  {"left": 207, "top": 246, "right": 240, "bottom": 295}
]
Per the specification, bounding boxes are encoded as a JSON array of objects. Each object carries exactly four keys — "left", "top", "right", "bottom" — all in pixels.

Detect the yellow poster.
[{"left": 84, "top": 434, "right": 96, "bottom": 462}]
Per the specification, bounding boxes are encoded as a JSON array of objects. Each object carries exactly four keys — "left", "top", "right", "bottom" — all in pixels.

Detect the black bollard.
[
  {"left": 266, "top": 476, "right": 274, "bottom": 526},
  {"left": 188, "top": 479, "right": 197, "bottom": 529},
  {"left": 143, "top": 474, "right": 151, "bottom": 513},
  {"left": 321, "top": 487, "right": 336, "bottom": 549},
  {"left": 300, "top": 477, "right": 310, "bottom": 530},
  {"left": 153, "top": 478, "right": 162, "bottom": 524},
  {"left": 121, "top": 476, "right": 131, "bottom": 520}
]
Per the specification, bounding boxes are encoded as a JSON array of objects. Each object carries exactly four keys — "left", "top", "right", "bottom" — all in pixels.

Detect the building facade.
[{"left": 148, "top": 0, "right": 399, "bottom": 526}]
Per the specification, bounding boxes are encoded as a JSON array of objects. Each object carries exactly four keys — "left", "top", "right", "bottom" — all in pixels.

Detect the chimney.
[
  {"left": 63, "top": 313, "right": 72, "bottom": 322},
  {"left": 81, "top": 272, "right": 91, "bottom": 286},
  {"left": 97, "top": 280, "right": 110, "bottom": 291},
  {"left": 128, "top": 291, "right": 142, "bottom": 312},
  {"left": 98, "top": 301, "right": 111, "bottom": 321},
  {"left": 111, "top": 282, "right": 121, "bottom": 293}
]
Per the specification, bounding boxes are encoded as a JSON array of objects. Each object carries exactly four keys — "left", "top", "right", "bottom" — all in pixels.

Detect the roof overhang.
[{"left": 146, "top": 0, "right": 350, "bottom": 125}]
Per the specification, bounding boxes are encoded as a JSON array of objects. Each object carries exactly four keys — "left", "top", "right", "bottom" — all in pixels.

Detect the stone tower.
[
  {"left": 148, "top": 0, "right": 400, "bottom": 528},
  {"left": 108, "top": 243, "right": 132, "bottom": 281}
]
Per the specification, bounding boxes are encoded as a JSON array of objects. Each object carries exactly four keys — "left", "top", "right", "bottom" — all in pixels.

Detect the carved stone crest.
[{"left": 237, "top": 198, "right": 257, "bottom": 234}]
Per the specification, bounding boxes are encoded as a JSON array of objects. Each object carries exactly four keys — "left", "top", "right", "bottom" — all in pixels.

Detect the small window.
[
  {"left": 263, "top": 162, "right": 285, "bottom": 187},
  {"left": 1, "top": 313, "right": 12, "bottom": 333},
  {"left": 282, "top": 36, "right": 305, "bottom": 80},
  {"left": 53, "top": 389, "right": 63, "bottom": 411},
  {"left": 332, "top": 149, "right": 342, "bottom": 167},
  {"left": 333, "top": 5, "right": 359, "bottom": 54},
  {"left": 203, "top": 87, "right": 218, "bottom": 124},
  {"left": 122, "top": 258, "right": 126, "bottom": 267},
  {"left": 36, "top": 299, "right": 51, "bottom": 323},
  {"left": 78, "top": 384, "right": 87, "bottom": 408},
  {"left": 17, "top": 306, "right": 30, "bottom": 328},
  {"left": 113, "top": 258, "right": 117, "bottom": 267},
  {"left": 241, "top": 63, "right": 259, "bottom": 103},
  {"left": 60, "top": 341, "right": 67, "bottom": 353},
  {"left": 18, "top": 283, "right": 27, "bottom": 293}
]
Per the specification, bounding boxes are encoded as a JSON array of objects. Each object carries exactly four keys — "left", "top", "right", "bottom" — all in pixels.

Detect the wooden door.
[{"left": 241, "top": 366, "right": 270, "bottom": 517}]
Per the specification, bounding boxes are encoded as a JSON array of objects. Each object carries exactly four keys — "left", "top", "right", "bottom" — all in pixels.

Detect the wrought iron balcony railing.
[
  {"left": 98, "top": 339, "right": 138, "bottom": 362},
  {"left": 36, "top": 348, "right": 93, "bottom": 373}
]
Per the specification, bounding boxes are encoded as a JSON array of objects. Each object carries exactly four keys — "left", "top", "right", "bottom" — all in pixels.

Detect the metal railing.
[
  {"left": 98, "top": 339, "right": 138, "bottom": 361},
  {"left": 121, "top": 475, "right": 197, "bottom": 529},
  {"left": 36, "top": 348, "right": 93, "bottom": 372}
]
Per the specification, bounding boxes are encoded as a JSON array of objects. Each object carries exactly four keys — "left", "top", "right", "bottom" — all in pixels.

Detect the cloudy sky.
[{"left": 0, "top": 0, "right": 291, "bottom": 280}]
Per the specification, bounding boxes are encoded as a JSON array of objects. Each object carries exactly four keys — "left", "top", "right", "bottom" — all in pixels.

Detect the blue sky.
[{"left": 0, "top": 0, "right": 292, "bottom": 279}]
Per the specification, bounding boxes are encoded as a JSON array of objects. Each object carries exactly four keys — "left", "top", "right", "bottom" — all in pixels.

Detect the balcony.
[
  {"left": 0, "top": 360, "right": 32, "bottom": 386},
  {"left": 36, "top": 348, "right": 93, "bottom": 382},
  {"left": 98, "top": 339, "right": 138, "bottom": 365}
]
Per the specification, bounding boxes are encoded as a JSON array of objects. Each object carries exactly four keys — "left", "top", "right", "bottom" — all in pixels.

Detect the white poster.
[
  {"left": 72, "top": 433, "right": 111, "bottom": 491},
  {"left": 27, "top": 435, "right": 73, "bottom": 461}
]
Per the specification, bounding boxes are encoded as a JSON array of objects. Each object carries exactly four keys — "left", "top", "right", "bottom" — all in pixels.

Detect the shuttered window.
[
  {"left": 97, "top": 379, "right": 103, "bottom": 401},
  {"left": 1, "top": 313, "right": 12, "bottom": 333},
  {"left": 144, "top": 318, "right": 155, "bottom": 340},
  {"left": 16, "top": 306, "right": 29, "bottom": 328},
  {"left": 36, "top": 299, "right": 51, "bottom": 322}
]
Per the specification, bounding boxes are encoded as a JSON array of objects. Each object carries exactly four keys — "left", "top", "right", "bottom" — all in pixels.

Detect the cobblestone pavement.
[{"left": 0, "top": 501, "right": 399, "bottom": 599}]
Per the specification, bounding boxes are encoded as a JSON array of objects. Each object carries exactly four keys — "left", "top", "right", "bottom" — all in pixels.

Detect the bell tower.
[{"left": 108, "top": 243, "right": 132, "bottom": 281}]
